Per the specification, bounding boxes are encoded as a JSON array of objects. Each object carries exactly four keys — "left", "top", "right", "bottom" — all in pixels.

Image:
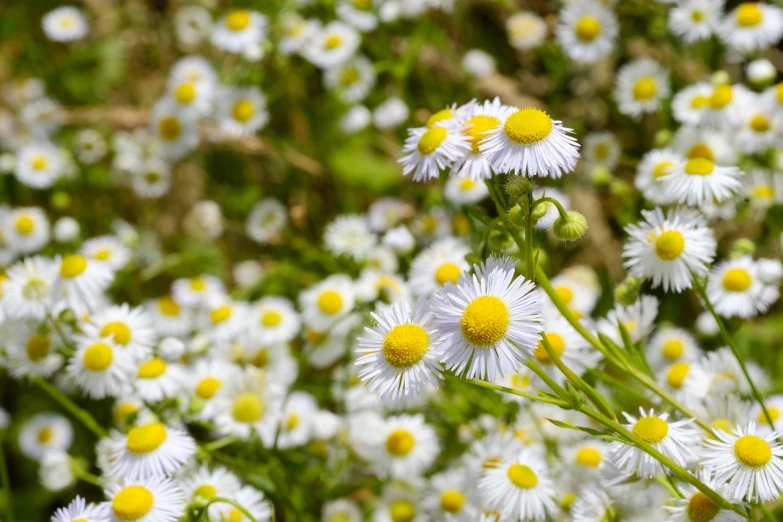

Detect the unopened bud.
[
  {"left": 590, "top": 165, "right": 612, "bottom": 187},
  {"left": 507, "top": 205, "right": 525, "bottom": 228},
  {"left": 552, "top": 211, "right": 588, "bottom": 241},
  {"left": 654, "top": 129, "right": 672, "bottom": 148},
  {"left": 731, "top": 238, "right": 755, "bottom": 258},
  {"left": 711, "top": 70, "right": 730, "bottom": 87},
  {"left": 505, "top": 176, "right": 534, "bottom": 197}
]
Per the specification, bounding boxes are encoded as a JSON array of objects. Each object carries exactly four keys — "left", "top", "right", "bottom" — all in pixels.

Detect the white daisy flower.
[
  {"left": 434, "top": 258, "right": 544, "bottom": 381},
  {"left": 100, "top": 476, "right": 185, "bottom": 522},
  {"left": 622, "top": 208, "right": 716, "bottom": 292},
  {"left": 171, "top": 274, "right": 225, "bottom": 308},
  {"left": 545, "top": 271, "right": 599, "bottom": 319},
  {"left": 2, "top": 256, "right": 57, "bottom": 320},
  {"left": 445, "top": 177, "right": 489, "bottom": 205},
  {"left": 669, "top": 0, "right": 723, "bottom": 43},
  {"left": 702, "top": 346, "right": 770, "bottom": 396},
  {"left": 245, "top": 198, "right": 287, "bottom": 243},
  {"left": 110, "top": 421, "right": 196, "bottom": 480},
  {"left": 279, "top": 14, "right": 320, "bottom": 55},
  {"left": 150, "top": 100, "right": 198, "bottom": 161},
  {"left": 480, "top": 106, "right": 580, "bottom": 178},
  {"left": 702, "top": 422, "right": 783, "bottom": 502},
  {"left": 5, "top": 326, "right": 62, "bottom": 379},
  {"left": 131, "top": 157, "right": 172, "bottom": 199},
  {"left": 324, "top": 214, "right": 376, "bottom": 261},
  {"left": 303, "top": 21, "right": 360, "bottom": 69},
  {"left": 479, "top": 448, "right": 557, "bottom": 522},
  {"left": 695, "top": 394, "right": 751, "bottom": 433},
  {"left": 663, "top": 470, "right": 744, "bottom": 522},
  {"left": 217, "top": 86, "right": 269, "bottom": 136},
  {"left": 134, "top": 356, "right": 185, "bottom": 402},
  {"left": 210, "top": 373, "right": 283, "bottom": 445},
  {"left": 462, "top": 49, "right": 496, "bottom": 78},
  {"left": 248, "top": 296, "right": 301, "bottom": 345},
  {"left": 561, "top": 440, "right": 608, "bottom": 486},
  {"left": 634, "top": 148, "right": 682, "bottom": 205},
  {"left": 607, "top": 408, "right": 700, "bottom": 479},
  {"left": 672, "top": 125, "right": 737, "bottom": 166},
  {"left": 355, "top": 269, "right": 409, "bottom": 304},
  {"left": 400, "top": 122, "right": 471, "bottom": 182},
  {"left": 721, "top": 2, "right": 783, "bottom": 53},
  {"left": 337, "top": 0, "right": 380, "bottom": 32},
  {"left": 340, "top": 104, "right": 371, "bottom": 133},
  {"left": 373, "top": 482, "right": 425, "bottom": 522},
  {"left": 66, "top": 337, "right": 134, "bottom": 399},
  {"left": 51, "top": 496, "right": 100, "bottom": 522},
  {"left": 168, "top": 56, "right": 217, "bottom": 93},
  {"left": 54, "top": 254, "right": 114, "bottom": 310},
  {"left": 81, "top": 235, "right": 131, "bottom": 272},
  {"left": 370, "top": 414, "right": 440, "bottom": 479},
  {"left": 19, "top": 413, "right": 73, "bottom": 461},
  {"left": 211, "top": 9, "right": 268, "bottom": 54},
  {"left": 699, "top": 83, "right": 753, "bottom": 129},
  {"left": 556, "top": 0, "right": 618, "bottom": 64},
  {"left": 596, "top": 294, "right": 659, "bottom": 345},
  {"left": 672, "top": 82, "right": 713, "bottom": 125},
  {"left": 325, "top": 55, "right": 376, "bottom": 104},
  {"left": 506, "top": 12, "right": 548, "bottom": 50},
  {"left": 372, "top": 96, "right": 410, "bottom": 130},
  {"left": 569, "top": 485, "right": 613, "bottom": 522},
  {"left": 15, "top": 142, "right": 64, "bottom": 189},
  {"left": 744, "top": 169, "right": 783, "bottom": 210},
  {"left": 706, "top": 255, "right": 779, "bottom": 318},
  {"left": 422, "top": 468, "right": 479, "bottom": 520},
  {"left": 657, "top": 360, "right": 712, "bottom": 405},
  {"left": 277, "top": 391, "right": 318, "bottom": 449},
  {"left": 147, "top": 295, "right": 191, "bottom": 337},
  {"left": 166, "top": 75, "right": 213, "bottom": 117},
  {"left": 174, "top": 5, "right": 212, "bottom": 46},
  {"left": 177, "top": 465, "right": 240, "bottom": 519},
  {"left": 750, "top": 395, "right": 783, "bottom": 435},
  {"left": 82, "top": 304, "right": 156, "bottom": 361},
  {"left": 304, "top": 314, "right": 361, "bottom": 369},
  {"left": 450, "top": 98, "right": 507, "bottom": 181},
  {"left": 582, "top": 131, "right": 621, "bottom": 171},
  {"left": 214, "top": 485, "right": 273, "bottom": 522},
  {"left": 237, "top": 341, "right": 299, "bottom": 389},
  {"left": 322, "top": 498, "right": 362, "bottom": 522},
  {"left": 4, "top": 207, "right": 50, "bottom": 254},
  {"left": 42, "top": 6, "right": 88, "bottom": 42},
  {"left": 760, "top": 81, "right": 783, "bottom": 121},
  {"left": 186, "top": 359, "right": 240, "bottom": 416},
  {"left": 356, "top": 300, "right": 447, "bottom": 399},
  {"left": 646, "top": 327, "right": 700, "bottom": 370},
  {"left": 367, "top": 198, "right": 413, "bottom": 232},
  {"left": 300, "top": 274, "right": 356, "bottom": 330},
  {"left": 735, "top": 105, "right": 780, "bottom": 154},
  {"left": 409, "top": 237, "right": 471, "bottom": 297},
  {"left": 614, "top": 58, "right": 670, "bottom": 118}
]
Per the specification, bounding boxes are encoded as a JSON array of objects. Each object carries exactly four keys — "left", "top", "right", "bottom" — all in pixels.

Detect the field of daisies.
[{"left": 7, "top": 0, "right": 783, "bottom": 521}]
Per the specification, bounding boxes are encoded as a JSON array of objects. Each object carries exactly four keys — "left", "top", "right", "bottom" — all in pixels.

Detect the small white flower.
[
  {"left": 721, "top": 2, "right": 783, "bottom": 53},
  {"left": 100, "top": 476, "right": 185, "bottom": 522},
  {"left": 42, "top": 6, "right": 88, "bottom": 42},
  {"left": 556, "top": 0, "right": 618, "bottom": 63},
  {"left": 614, "top": 58, "right": 670, "bottom": 118},
  {"left": 706, "top": 255, "right": 779, "bottom": 318}
]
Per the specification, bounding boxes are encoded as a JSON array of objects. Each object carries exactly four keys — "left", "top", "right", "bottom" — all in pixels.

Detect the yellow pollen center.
[
  {"left": 507, "top": 464, "right": 538, "bottom": 489},
  {"left": 112, "top": 486, "right": 154, "bottom": 521},
  {"left": 734, "top": 435, "right": 771, "bottom": 468},
  {"left": 460, "top": 295, "right": 510, "bottom": 346},
  {"left": 174, "top": 83, "right": 196, "bottom": 104},
  {"left": 691, "top": 95, "right": 709, "bottom": 109},
  {"left": 251, "top": 348, "right": 268, "bottom": 368},
  {"left": 60, "top": 255, "right": 87, "bottom": 278},
  {"left": 555, "top": 286, "right": 573, "bottom": 304},
  {"left": 417, "top": 127, "right": 448, "bottom": 156},
  {"left": 83, "top": 343, "right": 113, "bottom": 371},
  {"left": 662, "top": 339, "right": 684, "bottom": 360},
  {"left": 196, "top": 377, "right": 221, "bottom": 399},
  {"left": 158, "top": 297, "right": 180, "bottom": 316},
  {"left": 126, "top": 422, "right": 168, "bottom": 454},
  {"left": 94, "top": 248, "right": 111, "bottom": 260},
  {"left": 15, "top": 216, "right": 35, "bottom": 235},
  {"left": 193, "top": 484, "right": 217, "bottom": 501},
  {"left": 158, "top": 116, "right": 182, "bottom": 141},
  {"left": 654, "top": 230, "right": 685, "bottom": 261},
  {"left": 286, "top": 413, "right": 299, "bottom": 431},
  {"left": 324, "top": 34, "right": 342, "bottom": 50},
  {"left": 31, "top": 156, "right": 48, "bottom": 170},
  {"left": 210, "top": 305, "right": 232, "bottom": 324},
  {"left": 232, "top": 100, "right": 255, "bottom": 123},
  {"left": 427, "top": 109, "right": 454, "bottom": 128},
  {"left": 750, "top": 114, "right": 770, "bottom": 132},
  {"left": 667, "top": 362, "right": 691, "bottom": 389},
  {"left": 26, "top": 334, "right": 50, "bottom": 361},
  {"left": 691, "top": 10, "right": 705, "bottom": 22},
  {"left": 575, "top": 447, "right": 602, "bottom": 467},
  {"left": 435, "top": 263, "right": 461, "bottom": 286},
  {"left": 533, "top": 332, "right": 565, "bottom": 364},
  {"left": 389, "top": 501, "right": 416, "bottom": 522},
  {"left": 317, "top": 291, "right": 344, "bottom": 315},
  {"left": 736, "top": 3, "right": 763, "bottom": 26},
  {"left": 464, "top": 115, "right": 500, "bottom": 153},
  {"left": 440, "top": 489, "right": 466, "bottom": 513},
  {"left": 101, "top": 322, "right": 131, "bottom": 345},
  {"left": 232, "top": 393, "right": 265, "bottom": 423},
  {"left": 382, "top": 323, "right": 430, "bottom": 368},
  {"left": 684, "top": 158, "right": 714, "bottom": 176},
  {"left": 687, "top": 144, "right": 714, "bottom": 161},
  {"left": 752, "top": 185, "right": 774, "bottom": 200},
  {"left": 776, "top": 83, "right": 783, "bottom": 104},
  {"left": 37, "top": 427, "right": 53, "bottom": 443},
  {"left": 137, "top": 358, "right": 166, "bottom": 379},
  {"left": 260, "top": 311, "right": 282, "bottom": 327},
  {"left": 226, "top": 10, "right": 251, "bottom": 31},
  {"left": 710, "top": 85, "right": 733, "bottom": 109},
  {"left": 633, "top": 416, "right": 669, "bottom": 443},
  {"left": 340, "top": 67, "right": 360, "bottom": 87},
  {"left": 686, "top": 492, "right": 720, "bottom": 522},
  {"left": 190, "top": 277, "right": 206, "bottom": 291},
  {"left": 504, "top": 108, "right": 553, "bottom": 144},
  {"left": 711, "top": 419, "right": 734, "bottom": 432},
  {"left": 575, "top": 16, "right": 601, "bottom": 42},
  {"left": 386, "top": 429, "right": 415, "bottom": 456},
  {"left": 459, "top": 178, "right": 476, "bottom": 190},
  {"left": 653, "top": 161, "right": 673, "bottom": 180},
  {"left": 758, "top": 407, "right": 781, "bottom": 425},
  {"left": 633, "top": 78, "right": 658, "bottom": 101},
  {"left": 722, "top": 268, "right": 752, "bottom": 292}
]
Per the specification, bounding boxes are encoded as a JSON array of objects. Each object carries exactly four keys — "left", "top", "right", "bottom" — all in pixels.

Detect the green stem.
[
  {"left": 0, "top": 433, "right": 14, "bottom": 522},
  {"left": 73, "top": 467, "right": 103, "bottom": 488},
  {"left": 32, "top": 376, "right": 107, "bottom": 438},
  {"left": 534, "top": 196, "right": 570, "bottom": 221},
  {"left": 464, "top": 378, "right": 571, "bottom": 407},
  {"left": 757, "top": 502, "right": 776, "bottom": 522},
  {"left": 201, "top": 436, "right": 239, "bottom": 452},
  {"left": 205, "top": 498, "right": 259, "bottom": 522},
  {"left": 693, "top": 280, "right": 776, "bottom": 430},
  {"left": 525, "top": 190, "right": 535, "bottom": 280}
]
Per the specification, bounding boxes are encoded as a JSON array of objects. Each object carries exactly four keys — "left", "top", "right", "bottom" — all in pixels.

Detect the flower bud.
[
  {"left": 531, "top": 201, "right": 549, "bottom": 223},
  {"left": 590, "top": 165, "right": 612, "bottom": 187},
  {"left": 505, "top": 176, "right": 534, "bottom": 198},
  {"left": 711, "top": 70, "right": 730, "bottom": 87},
  {"left": 654, "top": 129, "right": 672, "bottom": 148},
  {"left": 552, "top": 211, "right": 588, "bottom": 241},
  {"left": 730, "top": 238, "right": 755, "bottom": 258},
  {"left": 507, "top": 204, "right": 525, "bottom": 228}
]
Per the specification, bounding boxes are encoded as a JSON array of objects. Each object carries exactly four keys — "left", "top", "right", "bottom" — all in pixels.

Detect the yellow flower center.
[
  {"left": 417, "top": 127, "right": 448, "bottom": 156},
  {"left": 426, "top": 108, "right": 453, "bottom": 128},
  {"left": 317, "top": 290, "right": 344, "bottom": 315},
  {"left": 555, "top": 286, "right": 573, "bottom": 304},
  {"left": 60, "top": 254, "right": 87, "bottom": 278},
  {"left": 575, "top": 447, "right": 602, "bottom": 467},
  {"left": 711, "top": 419, "right": 734, "bottom": 432},
  {"left": 736, "top": 3, "right": 763, "bottom": 27},
  {"left": 101, "top": 322, "right": 131, "bottom": 345},
  {"left": 158, "top": 116, "right": 182, "bottom": 141},
  {"left": 752, "top": 184, "right": 774, "bottom": 200},
  {"left": 691, "top": 10, "right": 705, "bottom": 22},
  {"left": 126, "top": 422, "right": 168, "bottom": 454},
  {"left": 507, "top": 464, "right": 538, "bottom": 489},
  {"left": 26, "top": 334, "right": 51, "bottom": 362},
  {"left": 210, "top": 305, "right": 232, "bottom": 324},
  {"left": 690, "top": 95, "right": 709, "bottom": 109},
  {"left": 464, "top": 115, "right": 500, "bottom": 153},
  {"left": 666, "top": 362, "right": 690, "bottom": 389},
  {"left": 459, "top": 179, "right": 476, "bottom": 191},
  {"left": 652, "top": 161, "right": 673, "bottom": 180},
  {"left": 654, "top": 230, "right": 685, "bottom": 261},
  {"left": 114, "top": 402, "right": 138, "bottom": 425},
  {"left": 386, "top": 429, "right": 415, "bottom": 456},
  {"left": 232, "top": 100, "right": 255, "bottom": 123},
  {"left": 222, "top": 509, "right": 243, "bottom": 522},
  {"left": 260, "top": 310, "right": 282, "bottom": 327},
  {"left": 750, "top": 114, "right": 770, "bottom": 133},
  {"left": 286, "top": 413, "right": 299, "bottom": 431},
  {"left": 190, "top": 277, "right": 206, "bottom": 291},
  {"left": 435, "top": 263, "right": 461, "bottom": 286},
  {"left": 662, "top": 339, "right": 684, "bottom": 360},
  {"left": 382, "top": 323, "right": 430, "bottom": 368},
  {"left": 31, "top": 156, "right": 48, "bottom": 171},
  {"left": 193, "top": 484, "right": 217, "bottom": 501},
  {"left": 37, "top": 427, "right": 53, "bottom": 443},
  {"left": 83, "top": 342, "right": 113, "bottom": 371},
  {"left": 389, "top": 501, "right": 416, "bottom": 522},
  {"left": 232, "top": 393, "right": 265, "bottom": 423},
  {"left": 533, "top": 332, "right": 565, "bottom": 364},
  {"left": 15, "top": 216, "right": 35, "bottom": 235},
  {"left": 340, "top": 67, "right": 360, "bottom": 87},
  {"left": 633, "top": 78, "right": 658, "bottom": 101},
  {"left": 324, "top": 34, "right": 343, "bottom": 50},
  {"left": 684, "top": 158, "right": 714, "bottom": 176},
  {"left": 776, "top": 83, "right": 783, "bottom": 105},
  {"left": 251, "top": 348, "right": 269, "bottom": 368},
  {"left": 758, "top": 407, "right": 781, "bottom": 425},
  {"left": 722, "top": 268, "right": 752, "bottom": 292},
  {"left": 687, "top": 144, "right": 714, "bottom": 161},
  {"left": 709, "top": 85, "right": 733, "bottom": 109},
  {"left": 226, "top": 9, "right": 251, "bottom": 31},
  {"left": 460, "top": 295, "right": 510, "bottom": 346},
  {"left": 504, "top": 108, "right": 553, "bottom": 145},
  {"left": 575, "top": 16, "right": 601, "bottom": 42},
  {"left": 137, "top": 358, "right": 166, "bottom": 379},
  {"left": 632, "top": 416, "right": 669, "bottom": 443},
  {"left": 112, "top": 485, "right": 154, "bottom": 521},
  {"left": 196, "top": 377, "right": 222, "bottom": 399},
  {"left": 686, "top": 492, "right": 720, "bottom": 522},
  {"left": 94, "top": 248, "right": 112, "bottom": 261},
  {"left": 158, "top": 296, "right": 180, "bottom": 316},
  {"left": 734, "top": 435, "right": 771, "bottom": 468},
  {"left": 174, "top": 83, "right": 196, "bottom": 104},
  {"left": 440, "top": 489, "right": 466, "bottom": 513}
]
